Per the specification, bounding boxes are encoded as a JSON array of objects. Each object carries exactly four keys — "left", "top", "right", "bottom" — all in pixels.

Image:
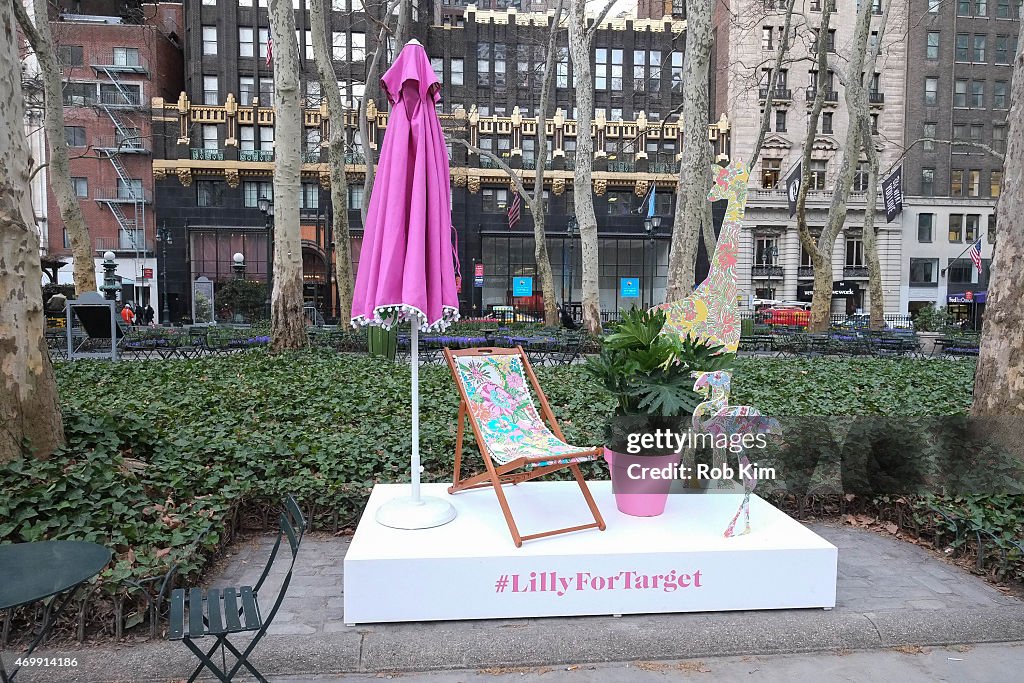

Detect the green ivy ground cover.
[{"left": 0, "top": 353, "right": 999, "bottom": 592}]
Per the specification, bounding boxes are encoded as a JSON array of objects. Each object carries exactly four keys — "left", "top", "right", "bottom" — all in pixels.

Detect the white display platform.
[{"left": 343, "top": 482, "right": 837, "bottom": 624}]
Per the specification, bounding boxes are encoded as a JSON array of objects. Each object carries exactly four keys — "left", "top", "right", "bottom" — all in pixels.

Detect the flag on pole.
[
  {"left": 635, "top": 183, "right": 656, "bottom": 215},
  {"left": 508, "top": 192, "right": 521, "bottom": 230},
  {"left": 266, "top": 36, "right": 273, "bottom": 67},
  {"left": 646, "top": 184, "right": 655, "bottom": 218},
  {"left": 969, "top": 239, "right": 983, "bottom": 274}
]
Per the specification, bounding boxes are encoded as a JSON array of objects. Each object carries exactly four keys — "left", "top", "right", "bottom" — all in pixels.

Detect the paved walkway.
[{"left": 4, "top": 523, "right": 1021, "bottom": 682}]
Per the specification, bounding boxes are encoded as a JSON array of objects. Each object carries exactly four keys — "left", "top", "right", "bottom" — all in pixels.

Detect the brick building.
[{"left": 41, "top": 2, "right": 183, "bottom": 311}]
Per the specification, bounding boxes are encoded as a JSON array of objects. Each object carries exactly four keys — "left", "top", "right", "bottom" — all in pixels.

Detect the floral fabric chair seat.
[{"left": 452, "top": 354, "right": 597, "bottom": 468}]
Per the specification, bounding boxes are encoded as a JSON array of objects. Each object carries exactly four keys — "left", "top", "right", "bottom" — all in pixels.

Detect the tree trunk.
[
  {"left": 532, "top": 0, "right": 564, "bottom": 328},
  {"left": 860, "top": 127, "right": 885, "bottom": 330},
  {"left": 309, "top": 0, "right": 354, "bottom": 319},
  {"left": 567, "top": 0, "right": 601, "bottom": 334},
  {"left": 15, "top": 0, "right": 95, "bottom": 294},
  {"left": 665, "top": 0, "right": 715, "bottom": 301},
  {"left": 1, "top": 0, "right": 64, "bottom": 462},
  {"left": 972, "top": 32, "right": 1024, "bottom": 416},
  {"left": 268, "top": 0, "right": 308, "bottom": 350}
]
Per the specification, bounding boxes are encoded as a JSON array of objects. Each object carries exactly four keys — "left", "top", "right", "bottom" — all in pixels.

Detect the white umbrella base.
[{"left": 375, "top": 495, "right": 457, "bottom": 530}]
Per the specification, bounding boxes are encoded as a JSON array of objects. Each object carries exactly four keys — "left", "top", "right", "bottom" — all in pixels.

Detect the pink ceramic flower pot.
[{"left": 604, "top": 447, "right": 681, "bottom": 517}]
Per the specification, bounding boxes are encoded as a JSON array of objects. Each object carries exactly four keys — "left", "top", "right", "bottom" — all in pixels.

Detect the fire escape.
[{"left": 90, "top": 54, "right": 150, "bottom": 260}]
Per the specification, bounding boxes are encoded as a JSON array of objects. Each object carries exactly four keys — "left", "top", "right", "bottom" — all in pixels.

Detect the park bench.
[{"left": 168, "top": 495, "right": 305, "bottom": 682}]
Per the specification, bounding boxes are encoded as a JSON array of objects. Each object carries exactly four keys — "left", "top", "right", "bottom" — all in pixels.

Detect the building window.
[
  {"left": 351, "top": 32, "right": 365, "bottom": 61},
  {"left": 243, "top": 181, "right": 272, "bottom": 208},
  {"left": 949, "top": 213, "right": 964, "bottom": 241},
  {"left": 956, "top": 33, "right": 969, "bottom": 61},
  {"left": 451, "top": 58, "right": 463, "bottom": 85},
  {"left": 761, "top": 158, "right": 781, "bottom": 189},
  {"left": 259, "top": 80, "right": 274, "bottom": 106},
  {"left": 923, "top": 122, "right": 936, "bottom": 150},
  {"left": 62, "top": 82, "right": 95, "bottom": 105},
  {"left": 71, "top": 177, "right": 88, "bottom": 198},
  {"left": 477, "top": 43, "right": 491, "bottom": 87},
  {"left": 954, "top": 79, "right": 968, "bottom": 107},
  {"left": 305, "top": 80, "right": 321, "bottom": 107},
  {"left": 301, "top": 30, "right": 314, "bottom": 60},
  {"left": 951, "top": 170, "right": 966, "bottom": 197},
  {"left": 117, "top": 178, "right": 142, "bottom": 199},
  {"left": 240, "top": 28, "right": 254, "bottom": 58},
  {"left": 100, "top": 82, "right": 141, "bottom": 106},
  {"left": 300, "top": 183, "right": 319, "bottom": 210},
  {"left": 482, "top": 188, "right": 509, "bottom": 213},
  {"left": 595, "top": 48, "right": 607, "bottom": 90},
  {"left": 202, "top": 124, "right": 218, "bottom": 150},
  {"left": 112, "top": 47, "right": 140, "bottom": 67},
  {"left": 997, "top": 0, "right": 1013, "bottom": 18},
  {"left": 968, "top": 170, "right": 981, "bottom": 197},
  {"left": 775, "top": 110, "right": 787, "bottom": 132},
  {"left": 58, "top": 45, "right": 84, "bottom": 66},
  {"left": 332, "top": 32, "right": 345, "bottom": 60},
  {"left": 948, "top": 258, "right": 974, "bottom": 285},
  {"left": 240, "top": 125, "right": 255, "bottom": 151},
  {"left": 203, "top": 75, "right": 218, "bottom": 105},
  {"left": 259, "top": 126, "right": 274, "bottom": 151},
  {"left": 975, "top": 0, "right": 989, "bottom": 16},
  {"left": 196, "top": 180, "right": 225, "bottom": 208},
  {"left": 853, "top": 162, "right": 870, "bottom": 192},
  {"left": 993, "top": 81, "right": 1008, "bottom": 108},
  {"left": 258, "top": 28, "right": 270, "bottom": 61},
  {"left": 973, "top": 34, "right": 987, "bottom": 62},
  {"left": 870, "top": 113, "right": 879, "bottom": 134},
  {"left": 921, "top": 168, "right": 935, "bottom": 196},
  {"left": 910, "top": 258, "right": 939, "bottom": 286},
  {"left": 203, "top": 26, "right": 217, "bottom": 55},
  {"left": 929, "top": 0, "right": 941, "bottom": 11},
  {"left": 925, "top": 77, "right": 938, "bottom": 105},
  {"left": 240, "top": 76, "right": 255, "bottom": 105},
  {"left": 918, "top": 214, "right": 934, "bottom": 242},
  {"left": 958, "top": 0, "right": 971, "bottom": 14},
  {"left": 809, "top": 159, "right": 827, "bottom": 190},
  {"left": 671, "top": 52, "right": 683, "bottom": 93},
  {"left": 305, "top": 127, "right": 321, "bottom": 155},
  {"left": 649, "top": 50, "right": 662, "bottom": 93},
  {"left": 846, "top": 237, "right": 865, "bottom": 267},
  {"left": 991, "top": 170, "right": 1003, "bottom": 197},
  {"left": 971, "top": 80, "right": 985, "bottom": 108},
  {"left": 64, "top": 126, "right": 86, "bottom": 147},
  {"left": 821, "top": 112, "right": 833, "bottom": 134},
  {"left": 966, "top": 214, "right": 980, "bottom": 241},
  {"left": 927, "top": 32, "right": 939, "bottom": 59},
  {"left": 347, "top": 185, "right": 363, "bottom": 210},
  {"left": 557, "top": 48, "right": 569, "bottom": 88},
  {"left": 995, "top": 35, "right": 1010, "bottom": 63}
]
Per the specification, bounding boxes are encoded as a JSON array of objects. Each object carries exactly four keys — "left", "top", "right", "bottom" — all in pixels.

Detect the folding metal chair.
[{"left": 168, "top": 496, "right": 306, "bottom": 682}]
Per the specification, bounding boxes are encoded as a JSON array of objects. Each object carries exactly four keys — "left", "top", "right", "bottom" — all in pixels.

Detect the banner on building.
[
  {"left": 882, "top": 166, "right": 903, "bottom": 223},
  {"left": 786, "top": 163, "right": 802, "bottom": 218}
]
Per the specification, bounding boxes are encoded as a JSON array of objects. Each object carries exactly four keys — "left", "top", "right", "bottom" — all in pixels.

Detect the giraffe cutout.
[{"left": 655, "top": 160, "right": 749, "bottom": 353}]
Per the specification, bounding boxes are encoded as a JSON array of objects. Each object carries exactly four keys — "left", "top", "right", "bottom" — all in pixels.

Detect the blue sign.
[
  {"left": 620, "top": 277, "right": 640, "bottom": 298},
  {"left": 474, "top": 276, "right": 484, "bottom": 288},
  {"left": 513, "top": 277, "right": 534, "bottom": 297}
]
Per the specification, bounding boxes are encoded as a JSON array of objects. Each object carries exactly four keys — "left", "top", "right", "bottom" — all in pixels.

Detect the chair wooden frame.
[{"left": 443, "top": 346, "right": 606, "bottom": 547}]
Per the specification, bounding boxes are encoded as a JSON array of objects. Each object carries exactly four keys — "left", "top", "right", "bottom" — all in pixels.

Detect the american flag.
[
  {"left": 969, "top": 239, "right": 983, "bottom": 274},
  {"left": 266, "top": 36, "right": 273, "bottom": 67},
  {"left": 507, "top": 192, "right": 521, "bottom": 230}
]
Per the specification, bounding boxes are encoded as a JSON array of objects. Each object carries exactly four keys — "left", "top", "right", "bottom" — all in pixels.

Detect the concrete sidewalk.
[{"left": 3, "top": 523, "right": 1022, "bottom": 682}]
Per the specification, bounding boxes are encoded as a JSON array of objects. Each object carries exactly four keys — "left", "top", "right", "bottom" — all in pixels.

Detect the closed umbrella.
[{"left": 351, "top": 39, "right": 459, "bottom": 529}]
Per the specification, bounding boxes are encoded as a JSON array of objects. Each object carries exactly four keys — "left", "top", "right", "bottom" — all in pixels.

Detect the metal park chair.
[
  {"left": 168, "top": 496, "right": 306, "bottom": 682},
  {"left": 443, "top": 346, "right": 606, "bottom": 547}
]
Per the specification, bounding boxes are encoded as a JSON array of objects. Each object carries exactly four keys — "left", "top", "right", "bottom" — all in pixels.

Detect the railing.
[
  {"left": 868, "top": 91, "right": 885, "bottom": 104},
  {"left": 90, "top": 52, "right": 149, "bottom": 72},
  {"left": 100, "top": 91, "right": 144, "bottom": 108},
  {"left": 797, "top": 266, "right": 815, "bottom": 278},
  {"left": 93, "top": 135, "right": 150, "bottom": 153},
  {"left": 239, "top": 149, "right": 274, "bottom": 162},
  {"left": 759, "top": 87, "right": 793, "bottom": 101},
  {"left": 191, "top": 148, "right": 224, "bottom": 161},
  {"left": 805, "top": 87, "right": 839, "bottom": 103},
  {"left": 93, "top": 186, "right": 153, "bottom": 202},
  {"left": 607, "top": 160, "right": 635, "bottom": 173},
  {"left": 650, "top": 161, "right": 676, "bottom": 174},
  {"left": 844, "top": 265, "right": 869, "bottom": 278},
  {"left": 95, "top": 236, "right": 155, "bottom": 252},
  {"left": 302, "top": 151, "right": 321, "bottom": 163},
  {"left": 751, "top": 265, "right": 785, "bottom": 278}
]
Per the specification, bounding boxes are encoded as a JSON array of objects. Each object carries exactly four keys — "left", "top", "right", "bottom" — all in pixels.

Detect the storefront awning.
[{"left": 948, "top": 291, "right": 986, "bottom": 304}]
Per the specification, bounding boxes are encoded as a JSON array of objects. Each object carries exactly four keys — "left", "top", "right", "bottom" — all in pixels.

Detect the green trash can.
[{"left": 368, "top": 326, "right": 397, "bottom": 360}]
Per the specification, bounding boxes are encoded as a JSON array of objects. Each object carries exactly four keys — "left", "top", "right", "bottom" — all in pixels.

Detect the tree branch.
[
  {"left": 451, "top": 138, "right": 534, "bottom": 213},
  {"left": 749, "top": 0, "right": 797, "bottom": 169}
]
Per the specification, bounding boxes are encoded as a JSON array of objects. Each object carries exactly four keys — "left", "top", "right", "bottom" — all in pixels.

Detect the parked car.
[
  {"left": 836, "top": 314, "right": 914, "bottom": 331},
  {"left": 759, "top": 307, "right": 810, "bottom": 328}
]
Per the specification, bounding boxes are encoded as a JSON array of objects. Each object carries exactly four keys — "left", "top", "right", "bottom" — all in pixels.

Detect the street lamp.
[
  {"left": 644, "top": 215, "right": 662, "bottom": 306},
  {"left": 258, "top": 196, "right": 275, "bottom": 315},
  {"left": 100, "top": 250, "right": 120, "bottom": 301},
  {"left": 565, "top": 216, "right": 578, "bottom": 313},
  {"left": 233, "top": 252, "right": 246, "bottom": 280},
  {"left": 156, "top": 224, "right": 172, "bottom": 323}
]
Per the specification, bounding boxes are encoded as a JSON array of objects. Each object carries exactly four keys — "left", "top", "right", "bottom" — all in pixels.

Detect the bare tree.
[
  {"left": 972, "top": 23, "right": 1024, "bottom": 416},
  {"left": 747, "top": 0, "right": 798, "bottom": 170},
  {"left": 567, "top": 0, "right": 617, "bottom": 333},
  {"left": 309, "top": 0, "right": 354, "bottom": 319},
  {"left": 14, "top": 0, "right": 96, "bottom": 294},
  {"left": 268, "top": 0, "right": 308, "bottom": 350},
  {"left": 665, "top": 0, "right": 715, "bottom": 301},
  {"left": 1, "top": 0, "right": 64, "bottom": 462}
]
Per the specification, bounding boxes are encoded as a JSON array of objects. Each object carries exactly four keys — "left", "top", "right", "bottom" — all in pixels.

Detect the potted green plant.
[{"left": 583, "top": 307, "right": 734, "bottom": 516}]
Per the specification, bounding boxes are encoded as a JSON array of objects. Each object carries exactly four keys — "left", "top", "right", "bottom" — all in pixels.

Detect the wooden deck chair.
[{"left": 444, "top": 346, "right": 606, "bottom": 547}]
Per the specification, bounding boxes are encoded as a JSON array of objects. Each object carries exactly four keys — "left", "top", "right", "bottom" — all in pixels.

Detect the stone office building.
[{"left": 153, "top": 2, "right": 729, "bottom": 322}]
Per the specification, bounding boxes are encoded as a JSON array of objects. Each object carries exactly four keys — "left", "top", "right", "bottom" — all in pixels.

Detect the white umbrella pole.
[
  {"left": 411, "top": 322, "right": 421, "bottom": 502},
  {"left": 374, "top": 318, "right": 456, "bottom": 530}
]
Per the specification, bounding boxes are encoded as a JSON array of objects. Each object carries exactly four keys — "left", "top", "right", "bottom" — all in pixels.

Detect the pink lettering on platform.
[{"left": 494, "top": 570, "right": 703, "bottom": 596}]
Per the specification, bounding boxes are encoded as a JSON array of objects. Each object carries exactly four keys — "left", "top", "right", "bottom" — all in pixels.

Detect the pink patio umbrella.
[{"left": 351, "top": 39, "right": 460, "bottom": 529}]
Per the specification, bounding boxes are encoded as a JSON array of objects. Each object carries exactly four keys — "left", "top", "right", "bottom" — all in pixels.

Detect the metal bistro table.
[{"left": 0, "top": 541, "right": 111, "bottom": 682}]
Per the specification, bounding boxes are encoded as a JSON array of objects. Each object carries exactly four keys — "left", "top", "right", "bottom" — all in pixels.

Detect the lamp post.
[
  {"left": 643, "top": 214, "right": 662, "bottom": 307},
  {"left": 258, "top": 195, "right": 274, "bottom": 317},
  {"left": 232, "top": 252, "right": 246, "bottom": 280},
  {"left": 100, "top": 250, "right": 120, "bottom": 301},
  {"left": 566, "top": 216, "right": 578, "bottom": 315},
  {"left": 156, "top": 224, "right": 172, "bottom": 323}
]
